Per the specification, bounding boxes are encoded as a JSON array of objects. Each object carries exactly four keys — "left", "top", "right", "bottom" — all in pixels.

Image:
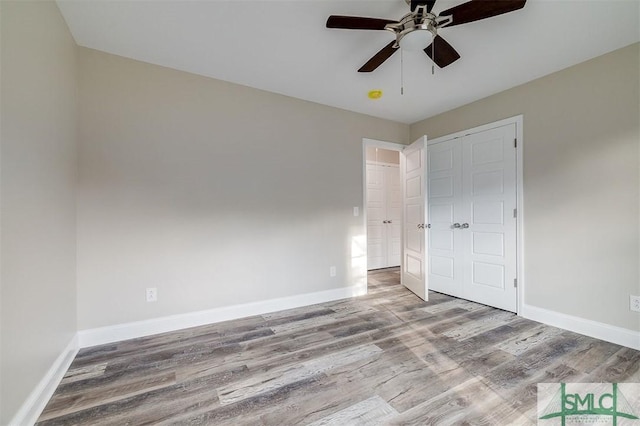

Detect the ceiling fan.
[{"left": 326, "top": 0, "right": 526, "bottom": 72}]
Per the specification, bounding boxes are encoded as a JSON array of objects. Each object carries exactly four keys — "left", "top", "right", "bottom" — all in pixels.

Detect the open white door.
[{"left": 400, "top": 136, "right": 428, "bottom": 300}]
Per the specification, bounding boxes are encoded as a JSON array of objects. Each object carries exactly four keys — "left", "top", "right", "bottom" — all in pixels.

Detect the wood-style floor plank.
[
  {"left": 307, "top": 395, "right": 398, "bottom": 425},
  {"left": 217, "top": 344, "right": 383, "bottom": 405},
  {"left": 37, "top": 268, "right": 639, "bottom": 425}
]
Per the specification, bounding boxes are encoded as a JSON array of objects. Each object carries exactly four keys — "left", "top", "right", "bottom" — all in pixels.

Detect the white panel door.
[
  {"left": 427, "top": 138, "right": 463, "bottom": 298},
  {"left": 461, "top": 123, "right": 517, "bottom": 312},
  {"left": 385, "top": 166, "right": 402, "bottom": 266},
  {"left": 367, "top": 163, "right": 401, "bottom": 269},
  {"left": 401, "top": 136, "right": 428, "bottom": 300},
  {"left": 366, "top": 164, "right": 386, "bottom": 270}
]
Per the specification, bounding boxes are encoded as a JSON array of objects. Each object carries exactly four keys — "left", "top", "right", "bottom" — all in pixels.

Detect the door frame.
[
  {"left": 362, "top": 138, "right": 406, "bottom": 291},
  {"left": 426, "top": 115, "right": 524, "bottom": 314}
]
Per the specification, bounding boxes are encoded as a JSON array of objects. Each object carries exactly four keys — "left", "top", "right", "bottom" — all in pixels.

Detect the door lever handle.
[
  {"left": 461, "top": 223, "right": 469, "bottom": 229},
  {"left": 453, "top": 223, "right": 461, "bottom": 229}
]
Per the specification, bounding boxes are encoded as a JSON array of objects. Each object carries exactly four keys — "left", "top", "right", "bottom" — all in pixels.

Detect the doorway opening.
[
  {"left": 365, "top": 146, "right": 401, "bottom": 270},
  {"left": 362, "top": 139, "right": 406, "bottom": 295}
]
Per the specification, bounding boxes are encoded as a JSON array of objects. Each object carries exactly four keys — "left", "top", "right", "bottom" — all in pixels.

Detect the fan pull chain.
[
  {"left": 400, "top": 48, "right": 404, "bottom": 95},
  {"left": 431, "top": 35, "right": 435, "bottom": 75}
]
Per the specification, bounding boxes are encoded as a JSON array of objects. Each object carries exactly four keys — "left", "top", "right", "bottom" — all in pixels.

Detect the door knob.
[
  {"left": 388, "top": 220, "right": 392, "bottom": 224},
  {"left": 453, "top": 223, "right": 461, "bottom": 228},
  {"left": 417, "top": 224, "right": 423, "bottom": 229},
  {"left": 461, "top": 223, "right": 469, "bottom": 229}
]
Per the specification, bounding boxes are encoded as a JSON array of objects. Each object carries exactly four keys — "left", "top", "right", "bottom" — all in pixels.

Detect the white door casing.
[{"left": 401, "top": 136, "right": 428, "bottom": 300}]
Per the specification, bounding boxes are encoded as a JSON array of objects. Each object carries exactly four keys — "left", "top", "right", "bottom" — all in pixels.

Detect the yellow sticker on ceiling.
[{"left": 368, "top": 90, "right": 383, "bottom": 100}]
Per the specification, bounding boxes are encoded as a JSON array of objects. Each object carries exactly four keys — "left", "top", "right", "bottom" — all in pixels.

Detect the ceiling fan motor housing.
[{"left": 389, "top": 12, "right": 438, "bottom": 50}]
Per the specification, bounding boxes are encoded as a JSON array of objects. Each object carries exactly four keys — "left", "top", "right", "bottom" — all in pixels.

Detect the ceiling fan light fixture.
[
  {"left": 399, "top": 29, "right": 433, "bottom": 51},
  {"left": 398, "top": 18, "right": 436, "bottom": 51}
]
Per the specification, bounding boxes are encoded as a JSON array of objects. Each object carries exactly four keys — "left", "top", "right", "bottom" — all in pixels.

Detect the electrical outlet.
[
  {"left": 353, "top": 207, "right": 359, "bottom": 217},
  {"left": 329, "top": 266, "right": 337, "bottom": 277},
  {"left": 630, "top": 295, "right": 640, "bottom": 312},
  {"left": 146, "top": 287, "right": 157, "bottom": 302}
]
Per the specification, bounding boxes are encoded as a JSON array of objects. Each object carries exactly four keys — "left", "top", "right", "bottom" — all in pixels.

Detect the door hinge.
[
  {"left": 513, "top": 278, "right": 518, "bottom": 288},
  {"left": 513, "top": 208, "right": 517, "bottom": 218},
  {"left": 514, "top": 138, "right": 517, "bottom": 148}
]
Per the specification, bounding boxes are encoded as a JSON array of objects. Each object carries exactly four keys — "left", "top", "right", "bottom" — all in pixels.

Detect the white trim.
[
  {"left": 425, "top": 115, "right": 524, "bottom": 314},
  {"left": 78, "top": 285, "right": 365, "bottom": 348},
  {"left": 362, "top": 138, "right": 406, "bottom": 152},
  {"left": 9, "top": 335, "right": 79, "bottom": 426},
  {"left": 365, "top": 160, "right": 400, "bottom": 167},
  {"left": 514, "top": 116, "right": 525, "bottom": 318},
  {"left": 520, "top": 303, "right": 640, "bottom": 350},
  {"left": 425, "top": 116, "right": 523, "bottom": 146}
]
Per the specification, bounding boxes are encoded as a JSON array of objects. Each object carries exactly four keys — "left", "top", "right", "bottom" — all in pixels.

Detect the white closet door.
[
  {"left": 461, "top": 123, "right": 517, "bottom": 312},
  {"left": 427, "top": 139, "right": 463, "bottom": 297},
  {"left": 385, "top": 166, "right": 402, "bottom": 267},
  {"left": 426, "top": 123, "right": 517, "bottom": 312},
  {"left": 366, "top": 164, "right": 386, "bottom": 270}
]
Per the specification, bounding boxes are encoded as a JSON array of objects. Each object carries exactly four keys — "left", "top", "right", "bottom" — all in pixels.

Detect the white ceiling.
[{"left": 57, "top": 0, "right": 639, "bottom": 124}]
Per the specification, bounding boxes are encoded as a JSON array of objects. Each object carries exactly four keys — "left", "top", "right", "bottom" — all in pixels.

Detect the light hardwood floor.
[{"left": 38, "top": 268, "right": 639, "bottom": 425}]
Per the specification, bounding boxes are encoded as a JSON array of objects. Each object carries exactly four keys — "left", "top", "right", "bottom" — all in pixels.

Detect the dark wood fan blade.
[
  {"left": 438, "top": 0, "right": 526, "bottom": 27},
  {"left": 326, "top": 15, "right": 397, "bottom": 30},
  {"left": 411, "top": 0, "right": 437, "bottom": 12},
  {"left": 358, "top": 41, "right": 398, "bottom": 72},
  {"left": 424, "top": 35, "right": 460, "bottom": 68}
]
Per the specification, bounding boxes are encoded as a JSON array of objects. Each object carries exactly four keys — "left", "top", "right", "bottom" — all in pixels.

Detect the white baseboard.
[
  {"left": 9, "top": 334, "right": 79, "bottom": 426},
  {"left": 520, "top": 303, "right": 640, "bottom": 350},
  {"left": 78, "top": 284, "right": 367, "bottom": 348}
]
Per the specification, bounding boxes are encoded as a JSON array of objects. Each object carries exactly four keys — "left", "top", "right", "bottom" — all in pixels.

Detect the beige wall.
[
  {"left": 411, "top": 43, "right": 640, "bottom": 331},
  {"left": 0, "top": 4, "right": 635, "bottom": 419},
  {"left": 76, "top": 48, "right": 408, "bottom": 329},
  {"left": 0, "top": 1, "right": 78, "bottom": 424}
]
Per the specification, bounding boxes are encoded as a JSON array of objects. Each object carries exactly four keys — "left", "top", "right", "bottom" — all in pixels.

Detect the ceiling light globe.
[{"left": 399, "top": 29, "right": 433, "bottom": 51}]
